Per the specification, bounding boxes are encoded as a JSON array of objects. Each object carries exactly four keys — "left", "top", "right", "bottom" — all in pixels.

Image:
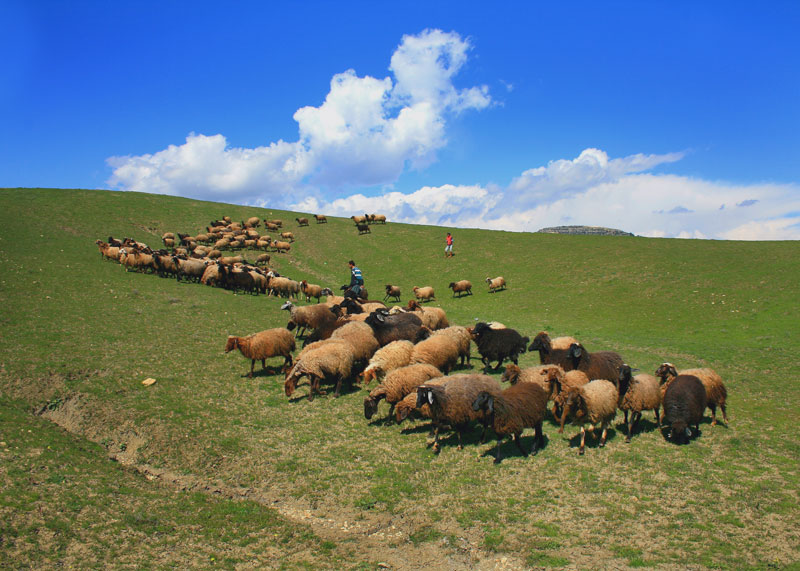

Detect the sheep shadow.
[
  {"left": 242, "top": 365, "right": 287, "bottom": 379},
  {"left": 616, "top": 416, "right": 661, "bottom": 439},
  {"left": 564, "top": 426, "right": 618, "bottom": 451},
  {"left": 285, "top": 379, "right": 361, "bottom": 403},
  {"left": 479, "top": 434, "right": 550, "bottom": 463},
  {"left": 399, "top": 421, "right": 437, "bottom": 435}
]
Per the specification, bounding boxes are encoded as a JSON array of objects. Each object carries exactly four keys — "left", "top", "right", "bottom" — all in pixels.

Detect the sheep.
[
  {"left": 384, "top": 284, "right": 401, "bottom": 302},
  {"left": 431, "top": 326, "right": 472, "bottom": 367},
  {"left": 661, "top": 374, "right": 707, "bottom": 443},
  {"left": 551, "top": 369, "right": 591, "bottom": 419},
  {"left": 280, "top": 231, "right": 295, "bottom": 242},
  {"left": 337, "top": 297, "right": 386, "bottom": 316},
  {"left": 219, "top": 255, "right": 245, "bottom": 266},
  {"left": 284, "top": 339, "right": 356, "bottom": 401},
  {"left": 559, "top": 379, "right": 618, "bottom": 455},
  {"left": 486, "top": 276, "right": 506, "bottom": 292},
  {"left": 256, "top": 238, "right": 271, "bottom": 250},
  {"left": 95, "top": 240, "right": 121, "bottom": 262},
  {"left": 265, "top": 222, "right": 279, "bottom": 232},
  {"left": 357, "top": 223, "right": 371, "bottom": 235},
  {"left": 351, "top": 215, "right": 368, "bottom": 225},
  {"left": 501, "top": 363, "right": 565, "bottom": 396},
  {"left": 162, "top": 237, "right": 175, "bottom": 249},
  {"left": 200, "top": 261, "right": 224, "bottom": 287},
  {"left": 359, "top": 340, "right": 415, "bottom": 385},
  {"left": 365, "top": 307, "right": 429, "bottom": 346},
  {"left": 395, "top": 376, "right": 449, "bottom": 423},
  {"left": 282, "top": 301, "right": 337, "bottom": 338},
  {"left": 267, "top": 218, "right": 283, "bottom": 228},
  {"left": 120, "top": 248, "right": 155, "bottom": 273},
  {"left": 364, "top": 363, "right": 443, "bottom": 422},
  {"left": 329, "top": 321, "right": 380, "bottom": 364},
  {"left": 405, "top": 300, "right": 449, "bottom": 330},
  {"left": 296, "top": 217, "right": 309, "bottom": 226},
  {"left": 268, "top": 275, "right": 298, "bottom": 299},
  {"left": 410, "top": 334, "right": 462, "bottom": 374},
  {"left": 225, "top": 328, "right": 295, "bottom": 377},
  {"left": 300, "top": 280, "right": 325, "bottom": 302},
  {"left": 272, "top": 240, "right": 291, "bottom": 253},
  {"left": 412, "top": 286, "right": 435, "bottom": 302},
  {"left": 470, "top": 322, "right": 529, "bottom": 372},
  {"left": 416, "top": 374, "right": 503, "bottom": 453},
  {"left": 314, "top": 214, "right": 327, "bottom": 223},
  {"left": 368, "top": 213, "right": 387, "bottom": 224},
  {"left": 565, "top": 343, "right": 624, "bottom": 382},
  {"left": 618, "top": 364, "right": 662, "bottom": 442},
  {"left": 214, "top": 238, "right": 231, "bottom": 250},
  {"left": 654, "top": 363, "right": 729, "bottom": 427},
  {"left": 255, "top": 253, "right": 271, "bottom": 266},
  {"left": 448, "top": 280, "right": 473, "bottom": 298},
  {"left": 161, "top": 232, "right": 175, "bottom": 241},
  {"left": 224, "top": 265, "right": 257, "bottom": 294},
  {"left": 472, "top": 382, "right": 549, "bottom": 463},
  {"left": 152, "top": 252, "right": 179, "bottom": 278}
]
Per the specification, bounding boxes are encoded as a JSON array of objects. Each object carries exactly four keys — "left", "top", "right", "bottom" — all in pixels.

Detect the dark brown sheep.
[{"left": 661, "top": 374, "right": 707, "bottom": 443}]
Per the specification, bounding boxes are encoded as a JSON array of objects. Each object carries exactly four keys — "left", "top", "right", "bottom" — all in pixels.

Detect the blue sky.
[{"left": 3, "top": 1, "right": 799, "bottom": 239}]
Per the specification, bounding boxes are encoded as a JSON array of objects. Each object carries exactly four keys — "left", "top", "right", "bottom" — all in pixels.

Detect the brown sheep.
[
  {"left": 448, "top": 280, "right": 473, "bottom": 298},
  {"left": 410, "top": 334, "right": 462, "bottom": 374},
  {"left": 314, "top": 214, "right": 327, "bottom": 223},
  {"left": 284, "top": 340, "right": 356, "bottom": 401},
  {"left": 559, "top": 379, "right": 618, "bottom": 455},
  {"left": 360, "top": 340, "right": 415, "bottom": 385},
  {"left": 405, "top": 299, "right": 449, "bottom": 330},
  {"left": 618, "top": 364, "right": 662, "bottom": 442},
  {"left": 363, "top": 363, "right": 443, "bottom": 422},
  {"left": 655, "top": 363, "right": 729, "bottom": 426},
  {"left": 412, "top": 286, "right": 435, "bottom": 302},
  {"left": 225, "top": 328, "right": 296, "bottom": 377}
]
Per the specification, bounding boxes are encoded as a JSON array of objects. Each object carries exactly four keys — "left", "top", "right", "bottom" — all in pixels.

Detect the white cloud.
[
  {"left": 107, "top": 29, "right": 490, "bottom": 202},
  {"left": 299, "top": 149, "right": 800, "bottom": 240}
]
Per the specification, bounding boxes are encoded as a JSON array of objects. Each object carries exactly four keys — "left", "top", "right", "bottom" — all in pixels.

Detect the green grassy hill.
[{"left": 1, "top": 187, "right": 798, "bottom": 569}]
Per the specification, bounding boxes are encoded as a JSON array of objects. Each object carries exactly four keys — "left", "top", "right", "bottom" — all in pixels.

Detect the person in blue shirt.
[{"left": 347, "top": 260, "right": 364, "bottom": 297}]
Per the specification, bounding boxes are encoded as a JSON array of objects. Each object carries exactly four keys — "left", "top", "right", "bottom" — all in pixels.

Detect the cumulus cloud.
[
  {"left": 107, "top": 29, "right": 490, "bottom": 203},
  {"left": 296, "top": 149, "right": 800, "bottom": 240}
]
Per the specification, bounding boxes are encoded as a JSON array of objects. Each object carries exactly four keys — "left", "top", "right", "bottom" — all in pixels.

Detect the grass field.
[{"left": 1, "top": 187, "right": 798, "bottom": 569}]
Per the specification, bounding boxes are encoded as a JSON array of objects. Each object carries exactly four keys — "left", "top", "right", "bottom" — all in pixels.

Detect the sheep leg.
[
  {"left": 720, "top": 403, "right": 728, "bottom": 424},
  {"left": 494, "top": 436, "right": 504, "bottom": 464},
  {"left": 579, "top": 426, "right": 586, "bottom": 455},
  {"left": 334, "top": 377, "right": 342, "bottom": 398},
  {"left": 432, "top": 424, "right": 441, "bottom": 454},
  {"left": 599, "top": 422, "right": 609, "bottom": 448},
  {"left": 654, "top": 407, "right": 661, "bottom": 425},
  {"left": 708, "top": 403, "right": 718, "bottom": 427},
  {"left": 307, "top": 375, "right": 319, "bottom": 402},
  {"left": 249, "top": 359, "right": 256, "bottom": 378},
  {"left": 531, "top": 422, "right": 544, "bottom": 454},
  {"left": 261, "top": 359, "right": 267, "bottom": 372},
  {"left": 513, "top": 432, "right": 528, "bottom": 458},
  {"left": 281, "top": 355, "right": 293, "bottom": 374}
]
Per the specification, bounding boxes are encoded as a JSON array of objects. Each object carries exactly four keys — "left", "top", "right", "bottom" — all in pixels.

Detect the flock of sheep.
[{"left": 95, "top": 213, "right": 729, "bottom": 463}]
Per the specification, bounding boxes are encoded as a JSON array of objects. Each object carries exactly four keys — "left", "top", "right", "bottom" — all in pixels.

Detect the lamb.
[
  {"left": 314, "top": 214, "right": 327, "bottom": 223},
  {"left": 654, "top": 363, "right": 729, "bottom": 426},
  {"left": 225, "top": 328, "right": 296, "bottom": 377},
  {"left": 384, "top": 284, "right": 401, "bottom": 302},
  {"left": 564, "top": 343, "right": 624, "bottom": 382},
  {"left": 661, "top": 374, "right": 707, "bottom": 443},
  {"left": 359, "top": 340, "right": 415, "bottom": 385},
  {"left": 618, "top": 364, "right": 662, "bottom": 442},
  {"left": 329, "top": 321, "right": 380, "bottom": 363},
  {"left": 364, "top": 364, "right": 443, "bottom": 422},
  {"left": 559, "top": 379, "right": 618, "bottom": 455},
  {"left": 282, "top": 301, "right": 337, "bottom": 338},
  {"left": 405, "top": 300, "right": 449, "bottom": 330},
  {"left": 431, "top": 326, "right": 472, "bottom": 367},
  {"left": 448, "top": 280, "right": 473, "bottom": 298},
  {"left": 416, "top": 374, "right": 503, "bottom": 453},
  {"left": 410, "top": 333, "right": 462, "bottom": 374},
  {"left": 472, "top": 382, "right": 549, "bottom": 463},
  {"left": 412, "top": 286, "right": 435, "bottom": 302},
  {"left": 357, "top": 223, "right": 371, "bottom": 234},
  {"left": 300, "top": 280, "right": 325, "bottom": 302},
  {"left": 296, "top": 217, "right": 309, "bottom": 226},
  {"left": 486, "top": 276, "right": 506, "bottom": 292},
  {"left": 283, "top": 339, "right": 356, "bottom": 401},
  {"left": 365, "top": 307, "right": 429, "bottom": 346},
  {"left": 470, "top": 322, "right": 529, "bottom": 372}
]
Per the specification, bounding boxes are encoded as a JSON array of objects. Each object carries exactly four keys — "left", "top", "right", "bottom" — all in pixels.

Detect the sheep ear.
[
  {"left": 486, "top": 396, "right": 494, "bottom": 415},
  {"left": 427, "top": 391, "right": 434, "bottom": 405}
]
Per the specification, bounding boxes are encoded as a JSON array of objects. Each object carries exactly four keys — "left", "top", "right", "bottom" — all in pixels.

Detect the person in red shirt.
[{"left": 445, "top": 232, "right": 454, "bottom": 258}]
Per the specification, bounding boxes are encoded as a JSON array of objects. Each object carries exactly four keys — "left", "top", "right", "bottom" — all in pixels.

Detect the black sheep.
[
  {"left": 662, "top": 374, "right": 707, "bottom": 444},
  {"left": 365, "top": 308, "right": 429, "bottom": 346},
  {"left": 471, "top": 322, "right": 529, "bottom": 372},
  {"left": 565, "top": 343, "right": 624, "bottom": 382},
  {"left": 528, "top": 332, "right": 572, "bottom": 367}
]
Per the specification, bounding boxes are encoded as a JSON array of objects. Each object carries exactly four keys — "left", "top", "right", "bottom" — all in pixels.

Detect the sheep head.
[
  {"left": 471, "top": 391, "right": 493, "bottom": 414},
  {"left": 568, "top": 343, "right": 584, "bottom": 360},
  {"left": 655, "top": 363, "right": 678, "bottom": 383},
  {"left": 224, "top": 336, "right": 239, "bottom": 353},
  {"left": 559, "top": 388, "right": 586, "bottom": 433},
  {"left": 501, "top": 364, "right": 521, "bottom": 385}
]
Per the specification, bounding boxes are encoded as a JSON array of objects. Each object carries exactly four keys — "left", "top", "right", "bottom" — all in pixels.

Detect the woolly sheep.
[
  {"left": 448, "top": 280, "right": 473, "bottom": 298},
  {"left": 282, "top": 301, "right": 337, "bottom": 338},
  {"left": 405, "top": 300, "right": 449, "bottom": 330},
  {"left": 412, "top": 286, "right": 435, "bottom": 302},
  {"left": 470, "top": 322, "right": 529, "bottom": 372},
  {"left": 501, "top": 363, "right": 565, "bottom": 397},
  {"left": 559, "top": 379, "right": 618, "bottom": 455},
  {"left": 472, "top": 382, "right": 549, "bottom": 463},
  {"left": 364, "top": 363, "right": 442, "bottom": 422},
  {"left": 410, "top": 334, "right": 462, "bottom": 374},
  {"left": 431, "top": 326, "right": 471, "bottom": 367},
  {"left": 416, "top": 374, "right": 503, "bottom": 453},
  {"left": 225, "top": 328, "right": 295, "bottom": 377},
  {"left": 245, "top": 216, "right": 261, "bottom": 228},
  {"left": 255, "top": 253, "right": 271, "bottom": 266},
  {"left": 272, "top": 240, "right": 291, "bottom": 253},
  {"left": 370, "top": 213, "right": 387, "bottom": 224},
  {"left": 280, "top": 231, "right": 294, "bottom": 242},
  {"left": 655, "top": 363, "right": 729, "bottom": 426},
  {"left": 329, "top": 321, "right": 380, "bottom": 363},
  {"left": 359, "top": 340, "right": 415, "bottom": 385},
  {"left": 618, "top": 364, "right": 662, "bottom": 442},
  {"left": 395, "top": 376, "right": 449, "bottom": 423},
  {"left": 384, "top": 284, "right": 401, "bottom": 302},
  {"left": 284, "top": 339, "right": 356, "bottom": 401},
  {"left": 365, "top": 307, "right": 429, "bottom": 346},
  {"left": 314, "top": 214, "right": 327, "bottom": 223},
  {"left": 486, "top": 276, "right": 506, "bottom": 292},
  {"left": 95, "top": 240, "right": 121, "bottom": 262},
  {"left": 551, "top": 369, "right": 591, "bottom": 419},
  {"left": 351, "top": 215, "right": 368, "bottom": 225},
  {"left": 661, "top": 374, "right": 707, "bottom": 443},
  {"left": 357, "top": 223, "right": 370, "bottom": 235},
  {"left": 296, "top": 217, "right": 309, "bottom": 226},
  {"left": 565, "top": 343, "right": 624, "bottom": 382},
  {"left": 300, "top": 280, "right": 324, "bottom": 302}
]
